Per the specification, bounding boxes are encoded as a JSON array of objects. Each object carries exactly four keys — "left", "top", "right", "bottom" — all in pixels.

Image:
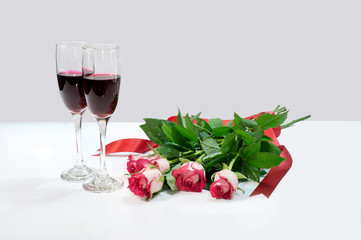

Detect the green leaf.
[
  {"left": 225, "top": 120, "right": 233, "bottom": 127},
  {"left": 174, "top": 124, "right": 199, "bottom": 143},
  {"left": 191, "top": 112, "right": 202, "bottom": 121},
  {"left": 161, "top": 122, "right": 175, "bottom": 141},
  {"left": 144, "top": 118, "right": 171, "bottom": 144},
  {"left": 156, "top": 145, "right": 180, "bottom": 159},
  {"left": 161, "top": 122, "right": 191, "bottom": 149},
  {"left": 234, "top": 172, "right": 247, "bottom": 180},
  {"left": 250, "top": 128, "right": 264, "bottom": 143},
  {"left": 199, "top": 131, "right": 211, "bottom": 141},
  {"left": 213, "top": 163, "right": 223, "bottom": 170},
  {"left": 243, "top": 119, "right": 258, "bottom": 129},
  {"left": 185, "top": 114, "right": 196, "bottom": 133},
  {"left": 162, "top": 142, "right": 190, "bottom": 152},
  {"left": 261, "top": 141, "right": 282, "bottom": 155},
  {"left": 212, "top": 126, "right": 231, "bottom": 137},
  {"left": 177, "top": 109, "right": 186, "bottom": 127},
  {"left": 140, "top": 123, "right": 163, "bottom": 145},
  {"left": 260, "top": 135, "right": 274, "bottom": 142},
  {"left": 242, "top": 143, "right": 261, "bottom": 159},
  {"left": 208, "top": 118, "right": 224, "bottom": 129},
  {"left": 249, "top": 152, "right": 285, "bottom": 168},
  {"left": 220, "top": 133, "right": 236, "bottom": 154},
  {"left": 200, "top": 137, "right": 221, "bottom": 155},
  {"left": 233, "top": 113, "right": 246, "bottom": 130},
  {"left": 259, "top": 169, "right": 267, "bottom": 176},
  {"left": 195, "top": 118, "right": 213, "bottom": 132},
  {"left": 241, "top": 161, "right": 260, "bottom": 182},
  {"left": 234, "top": 129, "right": 254, "bottom": 145},
  {"left": 165, "top": 164, "right": 181, "bottom": 191},
  {"left": 204, "top": 155, "right": 225, "bottom": 170},
  {"left": 256, "top": 112, "right": 288, "bottom": 130},
  {"left": 203, "top": 151, "right": 223, "bottom": 161},
  {"left": 230, "top": 135, "right": 242, "bottom": 153}
]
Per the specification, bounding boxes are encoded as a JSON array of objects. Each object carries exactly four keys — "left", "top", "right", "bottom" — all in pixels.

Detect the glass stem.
[
  {"left": 72, "top": 112, "right": 85, "bottom": 168},
  {"left": 97, "top": 117, "right": 110, "bottom": 179}
]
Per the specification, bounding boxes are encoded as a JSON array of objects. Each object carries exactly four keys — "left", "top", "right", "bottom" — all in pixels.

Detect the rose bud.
[
  {"left": 172, "top": 162, "right": 206, "bottom": 192},
  {"left": 126, "top": 155, "right": 156, "bottom": 174},
  {"left": 128, "top": 166, "right": 164, "bottom": 199},
  {"left": 210, "top": 169, "right": 238, "bottom": 199},
  {"left": 149, "top": 156, "right": 170, "bottom": 173}
]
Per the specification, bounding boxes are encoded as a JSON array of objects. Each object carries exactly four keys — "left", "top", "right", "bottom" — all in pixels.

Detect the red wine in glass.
[
  {"left": 57, "top": 71, "right": 87, "bottom": 113},
  {"left": 83, "top": 74, "right": 121, "bottom": 118},
  {"left": 56, "top": 42, "right": 95, "bottom": 182},
  {"left": 82, "top": 43, "right": 123, "bottom": 193}
]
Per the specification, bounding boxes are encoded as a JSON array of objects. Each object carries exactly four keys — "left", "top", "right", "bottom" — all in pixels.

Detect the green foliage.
[{"left": 140, "top": 106, "right": 304, "bottom": 183}]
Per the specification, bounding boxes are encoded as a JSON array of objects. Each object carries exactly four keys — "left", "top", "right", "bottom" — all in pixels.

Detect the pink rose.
[
  {"left": 209, "top": 169, "right": 238, "bottom": 199},
  {"left": 127, "top": 155, "right": 170, "bottom": 174},
  {"left": 172, "top": 162, "right": 206, "bottom": 192},
  {"left": 126, "top": 155, "right": 150, "bottom": 174},
  {"left": 128, "top": 166, "right": 164, "bottom": 199}
]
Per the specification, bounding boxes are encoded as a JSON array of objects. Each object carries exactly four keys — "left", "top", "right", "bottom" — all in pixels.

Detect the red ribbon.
[
  {"left": 96, "top": 112, "right": 292, "bottom": 198},
  {"left": 249, "top": 145, "right": 292, "bottom": 198},
  {"left": 93, "top": 138, "right": 158, "bottom": 156}
]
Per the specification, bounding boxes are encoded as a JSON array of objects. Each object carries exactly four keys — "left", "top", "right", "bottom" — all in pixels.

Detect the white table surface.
[{"left": 0, "top": 121, "right": 360, "bottom": 239}]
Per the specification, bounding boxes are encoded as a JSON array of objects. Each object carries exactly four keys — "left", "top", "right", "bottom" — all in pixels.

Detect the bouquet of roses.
[{"left": 126, "top": 106, "right": 309, "bottom": 200}]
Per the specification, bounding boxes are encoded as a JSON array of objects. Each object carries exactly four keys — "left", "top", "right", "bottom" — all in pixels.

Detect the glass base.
[
  {"left": 61, "top": 166, "right": 96, "bottom": 182},
  {"left": 83, "top": 176, "right": 123, "bottom": 193}
]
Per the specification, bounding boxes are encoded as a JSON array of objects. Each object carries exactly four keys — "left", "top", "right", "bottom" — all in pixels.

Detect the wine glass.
[
  {"left": 82, "top": 44, "right": 123, "bottom": 193},
  {"left": 56, "top": 42, "right": 96, "bottom": 182}
]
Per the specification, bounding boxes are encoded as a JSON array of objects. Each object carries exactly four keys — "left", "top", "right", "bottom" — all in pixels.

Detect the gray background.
[{"left": 1, "top": 0, "right": 360, "bottom": 122}]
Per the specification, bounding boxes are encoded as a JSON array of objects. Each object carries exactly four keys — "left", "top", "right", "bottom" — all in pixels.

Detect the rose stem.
[
  {"left": 281, "top": 115, "right": 311, "bottom": 129},
  {"left": 182, "top": 150, "right": 205, "bottom": 158},
  {"left": 228, "top": 152, "right": 241, "bottom": 171},
  {"left": 195, "top": 153, "right": 206, "bottom": 163},
  {"left": 168, "top": 159, "right": 180, "bottom": 165}
]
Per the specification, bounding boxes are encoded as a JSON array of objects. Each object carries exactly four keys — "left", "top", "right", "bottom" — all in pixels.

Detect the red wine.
[
  {"left": 83, "top": 74, "right": 121, "bottom": 118},
  {"left": 57, "top": 71, "right": 87, "bottom": 113}
]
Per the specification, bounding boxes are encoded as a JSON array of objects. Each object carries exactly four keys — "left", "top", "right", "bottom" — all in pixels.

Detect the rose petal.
[
  {"left": 149, "top": 179, "right": 164, "bottom": 196},
  {"left": 150, "top": 157, "right": 170, "bottom": 173},
  {"left": 142, "top": 166, "right": 162, "bottom": 182},
  {"left": 215, "top": 169, "right": 238, "bottom": 190},
  {"left": 210, "top": 178, "right": 233, "bottom": 199},
  {"left": 128, "top": 174, "right": 148, "bottom": 197},
  {"left": 126, "top": 161, "right": 137, "bottom": 174}
]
